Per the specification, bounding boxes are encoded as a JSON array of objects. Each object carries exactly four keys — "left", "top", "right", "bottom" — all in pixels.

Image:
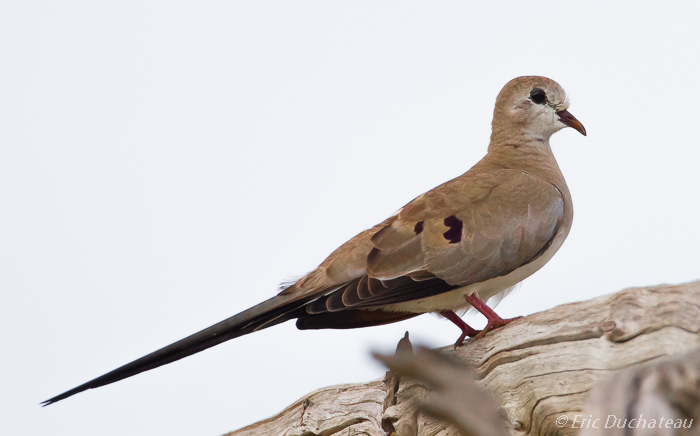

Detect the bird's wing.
[
  {"left": 294, "top": 168, "right": 565, "bottom": 320},
  {"left": 370, "top": 168, "right": 564, "bottom": 285}
]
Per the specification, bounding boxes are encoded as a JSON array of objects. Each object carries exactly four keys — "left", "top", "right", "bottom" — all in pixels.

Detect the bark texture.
[{"left": 225, "top": 280, "right": 700, "bottom": 436}]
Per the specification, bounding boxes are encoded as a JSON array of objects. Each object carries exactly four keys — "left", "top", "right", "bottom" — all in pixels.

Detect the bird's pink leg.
[
  {"left": 439, "top": 310, "right": 480, "bottom": 349},
  {"left": 464, "top": 294, "right": 521, "bottom": 339}
]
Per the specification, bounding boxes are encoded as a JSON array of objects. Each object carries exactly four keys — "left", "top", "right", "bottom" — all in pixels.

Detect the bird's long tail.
[{"left": 41, "top": 293, "right": 311, "bottom": 406}]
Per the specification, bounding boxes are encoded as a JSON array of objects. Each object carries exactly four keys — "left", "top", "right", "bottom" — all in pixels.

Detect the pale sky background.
[{"left": 2, "top": 2, "right": 699, "bottom": 436}]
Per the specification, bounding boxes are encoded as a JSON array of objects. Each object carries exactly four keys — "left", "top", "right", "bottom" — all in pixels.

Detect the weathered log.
[
  {"left": 377, "top": 338, "right": 700, "bottom": 436},
  {"left": 225, "top": 280, "right": 700, "bottom": 436},
  {"left": 578, "top": 347, "right": 700, "bottom": 436}
]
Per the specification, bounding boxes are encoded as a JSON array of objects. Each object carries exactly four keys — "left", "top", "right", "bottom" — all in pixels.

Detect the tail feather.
[{"left": 41, "top": 293, "right": 310, "bottom": 406}]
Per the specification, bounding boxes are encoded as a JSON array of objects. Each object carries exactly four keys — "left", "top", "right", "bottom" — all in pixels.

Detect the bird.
[{"left": 42, "top": 76, "right": 586, "bottom": 406}]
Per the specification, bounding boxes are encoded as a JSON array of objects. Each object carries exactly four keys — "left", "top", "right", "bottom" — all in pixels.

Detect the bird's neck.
[
  {"left": 485, "top": 134, "right": 569, "bottom": 195},
  {"left": 488, "top": 127, "right": 553, "bottom": 154}
]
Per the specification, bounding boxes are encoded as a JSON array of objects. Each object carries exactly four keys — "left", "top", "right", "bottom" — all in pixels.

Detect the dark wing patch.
[
  {"left": 414, "top": 221, "right": 424, "bottom": 235},
  {"left": 443, "top": 215, "right": 463, "bottom": 243}
]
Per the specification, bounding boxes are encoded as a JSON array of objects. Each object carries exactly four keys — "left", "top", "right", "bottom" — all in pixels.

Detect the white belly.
[{"left": 377, "top": 230, "right": 567, "bottom": 314}]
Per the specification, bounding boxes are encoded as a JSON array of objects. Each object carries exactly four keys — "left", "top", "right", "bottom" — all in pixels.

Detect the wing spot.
[
  {"left": 414, "top": 221, "right": 424, "bottom": 235},
  {"left": 443, "top": 215, "right": 463, "bottom": 244}
]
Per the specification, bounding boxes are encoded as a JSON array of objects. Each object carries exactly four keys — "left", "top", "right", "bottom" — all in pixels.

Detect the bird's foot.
[
  {"left": 471, "top": 316, "right": 522, "bottom": 340},
  {"left": 452, "top": 328, "right": 481, "bottom": 349},
  {"left": 439, "top": 310, "right": 480, "bottom": 349},
  {"left": 464, "top": 293, "right": 522, "bottom": 339}
]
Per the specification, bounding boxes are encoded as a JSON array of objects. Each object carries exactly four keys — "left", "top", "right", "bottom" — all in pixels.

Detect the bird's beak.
[{"left": 556, "top": 110, "right": 586, "bottom": 136}]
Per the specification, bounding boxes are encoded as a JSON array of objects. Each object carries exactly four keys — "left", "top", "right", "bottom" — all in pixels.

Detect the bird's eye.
[{"left": 530, "top": 88, "right": 547, "bottom": 104}]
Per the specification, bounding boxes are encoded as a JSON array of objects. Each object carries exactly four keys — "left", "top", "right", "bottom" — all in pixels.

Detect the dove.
[{"left": 43, "top": 76, "right": 585, "bottom": 405}]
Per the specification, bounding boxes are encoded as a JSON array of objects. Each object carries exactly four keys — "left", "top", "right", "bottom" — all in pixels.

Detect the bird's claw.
[
  {"left": 452, "top": 331, "right": 478, "bottom": 349},
  {"left": 472, "top": 316, "right": 523, "bottom": 340}
]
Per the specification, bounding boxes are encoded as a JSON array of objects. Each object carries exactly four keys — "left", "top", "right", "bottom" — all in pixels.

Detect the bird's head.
[{"left": 491, "top": 76, "right": 586, "bottom": 146}]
